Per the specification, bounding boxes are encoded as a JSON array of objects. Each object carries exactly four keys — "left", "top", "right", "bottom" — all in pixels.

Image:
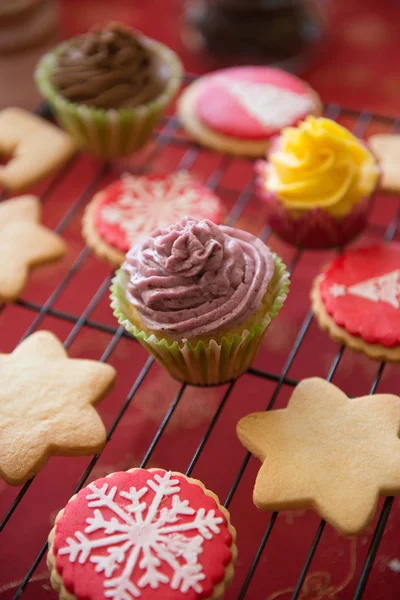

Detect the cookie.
[
  {"left": 83, "top": 171, "right": 225, "bottom": 266},
  {"left": 369, "top": 134, "right": 400, "bottom": 193},
  {"left": 312, "top": 243, "right": 400, "bottom": 361},
  {"left": 47, "top": 468, "right": 237, "bottom": 600},
  {"left": 237, "top": 377, "right": 400, "bottom": 536},
  {"left": 178, "top": 66, "right": 321, "bottom": 157},
  {"left": 0, "top": 195, "right": 66, "bottom": 303},
  {"left": 0, "top": 107, "right": 75, "bottom": 192},
  {"left": 0, "top": 331, "right": 116, "bottom": 485}
]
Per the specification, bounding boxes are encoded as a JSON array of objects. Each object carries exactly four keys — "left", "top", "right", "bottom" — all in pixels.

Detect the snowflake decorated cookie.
[
  {"left": 178, "top": 67, "right": 321, "bottom": 157},
  {"left": 312, "top": 243, "right": 400, "bottom": 361},
  {"left": 48, "top": 468, "right": 237, "bottom": 600},
  {"left": 83, "top": 172, "right": 224, "bottom": 266}
]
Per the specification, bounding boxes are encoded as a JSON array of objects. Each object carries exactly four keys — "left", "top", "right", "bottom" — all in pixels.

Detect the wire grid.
[{"left": 0, "top": 89, "right": 398, "bottom": 600}]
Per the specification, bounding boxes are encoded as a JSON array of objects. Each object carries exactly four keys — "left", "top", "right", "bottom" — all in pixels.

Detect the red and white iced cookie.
[
  {"left": 178, "top": 67, "right": 321, "bottom": 157},
  {"left": 48, "top": 468, "right": 237, "bottom": 600},
  {"left": 83, "top": 172, "right": 225, "bottom": 266},
  {"left": 312, "top": 243, "right": 400, "bottom": 361}
]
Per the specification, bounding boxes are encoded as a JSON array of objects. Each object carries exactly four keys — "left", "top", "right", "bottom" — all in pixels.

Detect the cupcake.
[
  {"left": 48, "top": 468, "right": 237, "bottom": 600},
  {"left": 110, "top": 217, "right": 289, "bottom": 385},
  {"left": 35, "top": 23, "right": 183, "bottom": 157},
  {"left": 256, "top": 116, "right": 380, "bottom": 249},
  {"left": 83, "top": 171, "right": 225, "bottom": 267}
]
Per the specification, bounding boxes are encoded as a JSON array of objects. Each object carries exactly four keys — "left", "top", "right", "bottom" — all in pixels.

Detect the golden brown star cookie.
[
  {"left": 0, "top": 107, "right": 75, "bottom": 192},
  {"left": 0, "top": 330, "right": 116, "bottom": 485},
  {"left": 0, "top": 194, "right": 66, "bottom": 302},
  {"left": 237, "top": 377, "right": 400, "bottom": 536},
  {"left": 369, "top": 134, "right": 400, "bottom": 193}
]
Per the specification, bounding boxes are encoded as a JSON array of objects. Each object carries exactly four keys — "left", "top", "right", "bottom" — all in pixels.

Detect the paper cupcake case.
[
  {"left": 257, "top": 186, "right": 372, "bottom": 250},
  {"left": 35, "top": 38, "right": 183, "bottom": 158},
  {"left": 110, "top": 257, "right": 290, "bottom": 386}
]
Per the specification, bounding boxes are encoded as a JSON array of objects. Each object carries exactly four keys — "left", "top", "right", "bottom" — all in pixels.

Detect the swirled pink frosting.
[{"left": 122, "top": 217, "right": 275, "bottom": 338}]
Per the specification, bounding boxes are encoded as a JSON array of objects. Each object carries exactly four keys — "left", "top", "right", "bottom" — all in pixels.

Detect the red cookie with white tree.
[
  {"left": 47, "top": 468, "right": 237, "bottom": 600},
  {"left": 83, "top": 172, "right": 225, "bottom": 266},
  {"left": 312, "top": 243, "right": 400, "bottom": 361},
  {"left": 178, "top": 66, "right": 321, "bottom": 157}
]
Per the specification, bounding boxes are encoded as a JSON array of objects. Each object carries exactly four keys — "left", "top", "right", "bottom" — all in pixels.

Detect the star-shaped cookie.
[
  {"left": 0, "top": 331, "right": 116, "bottom": 485},
  {"left": 369, "top": 134, "right": 400, "bottom": 193},
  {"left": 0, "top": 195, "right": 66, "bottom": 302},
  {"left": 0, "top": 107, "right": 75, "bottom": 192},
  {"left": 237, "top": 378, "right": 400, "bottom": 536}
]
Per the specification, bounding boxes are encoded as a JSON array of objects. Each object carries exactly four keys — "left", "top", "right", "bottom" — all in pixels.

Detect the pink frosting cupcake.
[{"left": 111, "top": 217, "right": 289, "bottom": 385}]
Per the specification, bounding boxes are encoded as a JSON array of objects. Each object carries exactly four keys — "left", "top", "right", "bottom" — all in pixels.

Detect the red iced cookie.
[
  {"left": 319, "top": 244, "right": 400, "bottom": 347},
  {"left": 196, "top": 67, "right": 318, "bottom": 140},
  {"left": 49, "top": 469, "right": 236, "bottom": 600},
  {"left": 95, "top": 172, "right": 224, "bottom": 254}
]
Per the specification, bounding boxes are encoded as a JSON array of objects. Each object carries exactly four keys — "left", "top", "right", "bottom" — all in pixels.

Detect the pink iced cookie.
[
  {"left": 197, "top": 67, "right": 317, "bottom": 140},
  {"left": 178, "top": 67, "right": 321, "bottom": 156},
  {"left": 47, "top": 468, "right": 237, "bottom": 600},
  {"left": 83, "top": 171, "right": 225, "bottom": 266}
]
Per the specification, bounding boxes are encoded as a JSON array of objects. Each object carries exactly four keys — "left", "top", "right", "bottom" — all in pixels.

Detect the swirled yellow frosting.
[{"left": 265, "top": 116, "right": 379, "bottom": 217}]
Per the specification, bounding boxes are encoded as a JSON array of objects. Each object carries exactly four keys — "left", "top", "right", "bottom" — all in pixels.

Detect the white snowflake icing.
[
  {"left": 59, "top": 471, "right": 224, "bottom": 599},
  {"left": 100, "top": 172, "right": 219, "bottom": 246},
  {"left": 101, "top": 206, "right": 125, "bottom": 225}
]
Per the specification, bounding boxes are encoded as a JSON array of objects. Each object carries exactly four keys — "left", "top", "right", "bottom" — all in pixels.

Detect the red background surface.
[{"left": 1, "top": 1, "right": 400, "bottom": 599}]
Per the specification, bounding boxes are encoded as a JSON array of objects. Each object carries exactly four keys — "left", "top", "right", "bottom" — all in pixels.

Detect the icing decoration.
[
  {"left": 263, "top": 117, "right": 379, "bottom": 218},
  {"left": 329, "top": 272, "right": 400, "bottom": 308},
  {"left": 54, "top": 469, "right": 233, "bottom": 600},
  {"left": 122, "top": 217, "right": 275, "bottom": 338},
  {"left": 216, "top": 78, "right": 312, "bottom": 130},
  {"left": 319, "top": 244, "right": 400, "bottom": 347},
  {"left": 95, "top": 172, "right": 224, "bottom": 253},
  {"left": 196, "top": 66, "right": 315, "bottom": 140}
]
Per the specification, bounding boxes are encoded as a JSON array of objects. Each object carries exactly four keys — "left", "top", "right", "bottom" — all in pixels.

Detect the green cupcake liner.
[
  {"left": 35, "top": 37, "right": 183, "bottom": 158},
  {"left": 110, "top": 256, "right": 290, "bottom": 385}
]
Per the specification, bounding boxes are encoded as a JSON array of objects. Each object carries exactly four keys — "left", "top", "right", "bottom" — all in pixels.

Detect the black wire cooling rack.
[{"left": 0, "top": 77, "right": 399, "bottom": 600}]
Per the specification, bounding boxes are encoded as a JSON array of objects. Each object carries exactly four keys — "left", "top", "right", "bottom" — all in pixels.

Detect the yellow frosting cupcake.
[{"left": 256, "top": 117, "right": 379, "bottom": 249}]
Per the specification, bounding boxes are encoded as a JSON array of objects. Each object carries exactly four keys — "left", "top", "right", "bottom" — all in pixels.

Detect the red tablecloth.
[{"left": 1, "top": 1, "right": 400, "bottom": 599}]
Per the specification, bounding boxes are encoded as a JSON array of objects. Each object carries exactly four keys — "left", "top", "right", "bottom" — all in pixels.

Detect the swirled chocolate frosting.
[
  {"left": 51, "top": 23, "right": 167, "bottom": 109},
  {"left": 122, "top": 217, "right": 275, "bottom": 338}
]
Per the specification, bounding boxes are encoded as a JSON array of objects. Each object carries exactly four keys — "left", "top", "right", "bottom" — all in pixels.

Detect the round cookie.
[
  {"left": 83, "top": 171, "right": 225, "bottom": 266},
  {"left": 312, "top": 244, "right": 400, "bottom": 361},
  {"left": 178, "top": 66, "right": 321, "bottom": 157},
  {"left": 47, "top": 468, "right": 237, "bottom": 600}
]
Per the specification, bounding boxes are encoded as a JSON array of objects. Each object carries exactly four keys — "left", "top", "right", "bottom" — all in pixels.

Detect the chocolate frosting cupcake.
[{"left": 51, "top": 23, "right": 168, "bottom": 109}]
